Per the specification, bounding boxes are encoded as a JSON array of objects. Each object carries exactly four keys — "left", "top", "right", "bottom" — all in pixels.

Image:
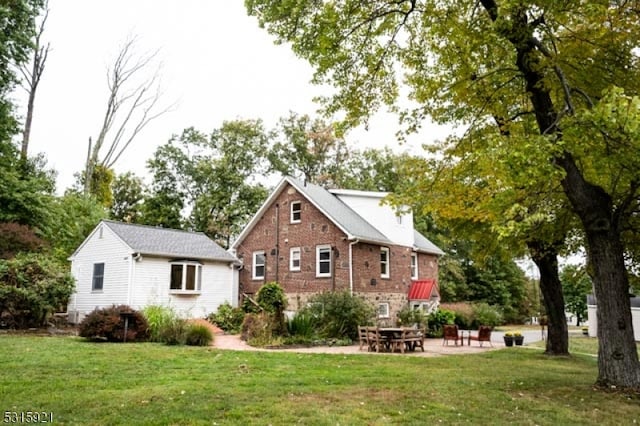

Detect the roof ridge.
[{"left": 103, "top": 219, "right": 207, "bottom": 236}]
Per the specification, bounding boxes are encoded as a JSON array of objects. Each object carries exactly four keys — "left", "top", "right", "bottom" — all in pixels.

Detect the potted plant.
[
  {"left": 503, "top": 332, "right": 514, "bottom": 347},
  {"left": 513, "top": 331, "right": 524, "bottom": 346}
]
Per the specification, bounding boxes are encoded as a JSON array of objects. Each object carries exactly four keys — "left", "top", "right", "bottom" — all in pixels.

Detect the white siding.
[
  {"left": 68, "top": 224, "right": 132, "bottom": 321},
  {"left": 334, "top": 192, "right": 414, "bottom": 247},
  {"left": 68, "top": 223, "right": 239, "bottom": 323},
  {"left": 130, "top": 257, "right": 237, "bottom": 318},
  {"left": 587, "top": 304, "right": 640, "bottom": 341}
]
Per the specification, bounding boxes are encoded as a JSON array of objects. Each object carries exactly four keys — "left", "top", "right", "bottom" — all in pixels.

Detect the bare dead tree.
[
  {"left": 84, "top": 36, "right": 175, "bottom": 196},
  {"left": 19, "top": 2, "right": 50, "bottom": 160}
]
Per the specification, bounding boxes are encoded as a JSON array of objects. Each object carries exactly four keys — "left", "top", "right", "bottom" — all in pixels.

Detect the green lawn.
[{"left": 1, "top": 335, "right": 639, "bottom": 425}]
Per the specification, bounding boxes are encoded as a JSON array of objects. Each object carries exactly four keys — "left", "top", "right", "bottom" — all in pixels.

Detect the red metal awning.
[{"left": 408, "top": 279, "right": 439, "bottom": 300}]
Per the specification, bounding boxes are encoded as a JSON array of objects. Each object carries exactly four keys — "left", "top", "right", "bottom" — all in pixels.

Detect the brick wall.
[{"left": 235, "top": 182, "right": 440, "bottom": 320}]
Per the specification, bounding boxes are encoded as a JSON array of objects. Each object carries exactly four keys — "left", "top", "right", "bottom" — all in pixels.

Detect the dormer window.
[{"left": 291, "top": 201, "right": 302, "bottom": 223}]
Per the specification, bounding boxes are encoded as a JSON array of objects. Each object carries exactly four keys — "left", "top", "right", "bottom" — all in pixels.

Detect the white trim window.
[
  {"left": 252, "top": 251, "right": 266, "bottom": 280},
  {"left": 411, "top": 252, "right": 418, "bottom": 279},
  {"left": 316, "top": 245, "right": 332, "bottom": 277},
  {"left": 170, "top": 261, "right": 202, "bottom": 293},
  {"left": 290, "top": 247, "right": 301, "bottom": 271},
  {"left": 290, "top": 201, "right": 302, "bottom": 223},
  {"left": 380, "top": 247, "right": 390, "bottom": 278},
  {"left": 377, "top": 302, "right": 390, "bottom": 319},
  {"left": 92, "top": 262, "right": 105, "bottom": 291}
]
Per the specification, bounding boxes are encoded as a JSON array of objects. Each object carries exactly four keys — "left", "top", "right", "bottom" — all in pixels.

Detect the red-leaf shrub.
[
  {"left": 0, "top": 222, "right": 47, "bottom": 259},
  {"left": 79, "top": 305, "right": 149, "bottom": 342}
]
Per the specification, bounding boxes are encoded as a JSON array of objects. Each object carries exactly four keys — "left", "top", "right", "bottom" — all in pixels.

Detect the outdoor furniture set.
[
  {"left": 442, "top": 324, "right": 493, "bottom": 347},
  {"left": 358, "top": 326, "right": 425, "bottom": 353}
]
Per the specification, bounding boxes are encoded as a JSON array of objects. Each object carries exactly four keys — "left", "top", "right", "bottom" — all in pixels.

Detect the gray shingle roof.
[
  {"left": 413, "top": 230, "right": 445, "bottom": 256},
  {"left": 288, "top": 177, "right": 392, "bottom": 244},
  {"left": 103, "top": 220, "right": 237, "bottom": 262}
]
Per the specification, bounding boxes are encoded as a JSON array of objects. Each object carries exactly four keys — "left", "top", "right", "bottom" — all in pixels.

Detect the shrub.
[
  {"left": 472, "top": 302, "right": 503, "bottom": 328},
  {"left": 158, "top": 317, "right": 189, "bottom": 345},
  {"left": 79, "top": 305, "right": 149, "bottom": 342},
  {"left": 426, "top": 308, "right": 456, "bottom": 337},
  {"left": 396, "top": 306, "right": 428, "bottom": 328},
  {"left": 287, "top": 312, "right": 315, "bottom": 339},
  {"left": 0, "top": 253, "right": 74, "bottom": 328},
  {"left": 241, "top": 312, "right": 278, "bottom": 347},
  {"left": 185, "top": 323, "right": 213, "bottom": 346},
  {"left": 256, "top": 282, "right": 287, "bottom": 335},
  {"left": 441, "top": 302, "right": 474, "bottom": 329},
  {"left": 0, "top": 222, "right": 48, "bottom": 259},
  {"left": 143, "top": 305, "right": 180, "bottom": 342},
  {"left": 207, "top": 302, "right": 244, "bottom": 334},
  {"left": 299, "top": 291, "right": 375, "bottom": 340},
  {"left": 256, "top": 282, "right": 287, "bottom": 313}
]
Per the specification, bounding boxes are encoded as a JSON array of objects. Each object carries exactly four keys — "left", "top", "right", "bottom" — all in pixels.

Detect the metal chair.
[{"left": 442, "top": 324, "right": 463, "bottom": 346}]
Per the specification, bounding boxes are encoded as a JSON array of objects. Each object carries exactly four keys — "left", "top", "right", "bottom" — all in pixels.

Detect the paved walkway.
[{"left": 212, "top": 331, "right": 537, "bottom": 357}]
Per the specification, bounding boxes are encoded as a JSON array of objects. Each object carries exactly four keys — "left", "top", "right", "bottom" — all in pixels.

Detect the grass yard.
[{"left": 1, "top": 335, "right": 639, "bottom": 425}]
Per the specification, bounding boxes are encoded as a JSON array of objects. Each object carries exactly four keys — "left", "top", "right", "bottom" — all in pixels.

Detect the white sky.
[{"left": 15, "top": 0, "right": 451, "bottom": 194}]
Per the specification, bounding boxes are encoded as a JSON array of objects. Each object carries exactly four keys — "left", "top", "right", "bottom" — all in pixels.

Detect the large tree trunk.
[
  {"left": 480, "top": 1, "right": 640, "bottom": 388},
  {"left": 528, "top": 241, "right": 569, "bottom": 356},
  {"left": 558, "top": 154, "right": 640, "bottom": 387}
]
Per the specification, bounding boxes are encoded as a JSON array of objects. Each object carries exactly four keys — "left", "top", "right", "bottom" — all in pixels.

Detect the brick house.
[{"left": 231, "top": 177, "right": 444, "bottom": 322}]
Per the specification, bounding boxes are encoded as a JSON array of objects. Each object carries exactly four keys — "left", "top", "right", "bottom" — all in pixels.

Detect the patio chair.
[
  {"left": 468, "top": 325, "right": 493, "bottom": 347},
  {"left": 358, "top": 326, "right": 368, "bottom": 351},
  {"left": 442, "top": 324, "right": 463, "bottom": 346},
  {"left": 366, "top": 327, "right": 385, "bottom": 352}
]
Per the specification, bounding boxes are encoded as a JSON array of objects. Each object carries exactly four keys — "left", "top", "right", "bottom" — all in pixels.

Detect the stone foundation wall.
[{"left": 283, "top": 291, "right": 409, "bottom": 326}]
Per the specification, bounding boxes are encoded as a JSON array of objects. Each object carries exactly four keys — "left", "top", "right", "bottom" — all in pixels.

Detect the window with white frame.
[
  {"left": 411, "top": 252, "right": 418, "bottom": 279},
  {"left": 291, "top": 201, "right": 302, "bottom": 223},
  {"left": 316, "top": 245, "right": 332, "bottom": 277},
  {"left": 170, "top": 261, "right": 202, "bottom": 292},
  {"left": 252, "top": 251, "right": 266, "bottom": 280},
  {"left": 377, "top": 302, "right": 390, "bottom": 318},
  {"left": 380, "top": 247, "right": 390, "bottom": 278},
  {"left": 290, "top": 247, "right": 301, "bottom": 271},
  {"left": 92, "top": 262, "right": 104, "bottom": 291}
]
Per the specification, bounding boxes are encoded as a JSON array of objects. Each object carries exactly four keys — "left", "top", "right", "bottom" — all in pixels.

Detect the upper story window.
[
  {"left": 92, "top": 262, "right": 105, "bottom": 291},
  {"left": 252, "top": 251, "right": 266, "bottom": 280},
  {"left": 316, "top": 245, "right": 332, "bottom": 277},
  {"left": 380, "top": 247, "right": 390, "bottom": 278},
  {"left": 411, "top": 252, "right": 418, "bottom": 279},
  {"left": 290, "top": 247, "right": 301, "bottom": 271},
  {"left": 291, "top": 201, "right": 302, "bottom": 223},
  {"left": 170, "top": 261, "right": 202, "bottom": 293}
]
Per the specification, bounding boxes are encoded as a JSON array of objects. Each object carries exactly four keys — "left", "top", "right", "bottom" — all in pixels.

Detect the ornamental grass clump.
[
  {"left": 143, "top": 305, "right": 180, "bottom": 342},
  {"left": 185, "top": 323, "right": 213, "bottom": 346}
]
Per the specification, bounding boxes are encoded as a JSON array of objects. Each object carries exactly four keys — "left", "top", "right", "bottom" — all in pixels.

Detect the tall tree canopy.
[
  {"left": 247, "top": 0, "right": 640, "bottom": 388},
  {"left": 0, "top": 0, "right": 44, "bottom": 144},
  {"left": 145, "top": 121, "right": 269, "bottom": 247}
]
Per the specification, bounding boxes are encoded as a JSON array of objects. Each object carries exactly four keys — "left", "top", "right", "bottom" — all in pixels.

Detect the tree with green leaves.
[
  {"left": 268, "top": 112, "right": 348, "bottom": 186},
  {"left": 110, "top": 171, "right": 145, "bottom": 223},
  {"left": 142, "top": 143, "right": 185, "bottom": 230},
  {"left": 560, "top": 264, "right": 592, "bottom": 327},
  {"left": 145, "top": 121, "right": 269, "bottom": 247},
  {"left": 44, "top": 193, "right": 106, "bottom": 263},
  {"left": 247, "top": 0, "right": 640, "bottom": 388}
]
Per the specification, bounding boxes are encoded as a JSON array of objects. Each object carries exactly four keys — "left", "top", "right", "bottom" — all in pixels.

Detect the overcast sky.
[{"left": 16, "top": 0, "right": 450, "bottom": 194}]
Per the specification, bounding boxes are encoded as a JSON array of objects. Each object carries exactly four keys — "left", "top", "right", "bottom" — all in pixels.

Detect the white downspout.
[{"left": 349, "top": 239, "right": 359, "bottom": 296}]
